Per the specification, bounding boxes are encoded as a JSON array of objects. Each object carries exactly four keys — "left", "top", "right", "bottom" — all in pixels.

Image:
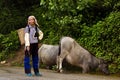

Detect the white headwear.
[{"left": 28, "top": 15, "right": 39, "bottom": 26}]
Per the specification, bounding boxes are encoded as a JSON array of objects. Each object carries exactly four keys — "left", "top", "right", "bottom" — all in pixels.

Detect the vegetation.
[
  {"left": 0, "top": 31, "right": 20, "bottom": 60},
  {"left": 0, "top": 0, "right": 120, "bottom": 73}
]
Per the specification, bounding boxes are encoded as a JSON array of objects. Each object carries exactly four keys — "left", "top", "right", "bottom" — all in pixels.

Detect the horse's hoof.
[
  {"left": 57, "top": 69, "right": 63, "bottom": 73},
  {"left": 57, "top": 70, "right": 60, "bottom": 72},
  {"left": 60, "top": 69, "right": 63, "bottom": 73}
]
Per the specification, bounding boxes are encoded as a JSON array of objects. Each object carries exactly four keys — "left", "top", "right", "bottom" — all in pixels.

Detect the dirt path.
[{"left": 0, "top": 66, "right": 119, "bottom": 80}]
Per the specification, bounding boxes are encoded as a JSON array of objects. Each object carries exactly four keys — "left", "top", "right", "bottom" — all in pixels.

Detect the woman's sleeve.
[
  {"left": 24, "top": 27, "right": 30, "bottom": 46},
  {"left": 37, "top": 28, "right": 43, "bottom": 40}
]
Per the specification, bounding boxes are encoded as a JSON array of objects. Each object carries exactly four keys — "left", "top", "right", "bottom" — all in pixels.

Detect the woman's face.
[{"left": 28, "top": 17, "right": 35, "bottom": 26}]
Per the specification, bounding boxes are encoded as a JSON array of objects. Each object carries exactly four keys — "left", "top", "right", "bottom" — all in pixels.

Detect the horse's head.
[{"left": 98, "top": 59, "right": 110, "bottom": 75}]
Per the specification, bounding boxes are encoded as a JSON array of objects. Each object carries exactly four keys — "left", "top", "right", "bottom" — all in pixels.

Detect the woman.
[{"left": 24, "top": 15, "right": 43, "bottom": 77}]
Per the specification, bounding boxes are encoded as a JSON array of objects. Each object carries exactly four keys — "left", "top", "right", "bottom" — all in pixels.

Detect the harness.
[{"left": 27, "top": 25, "right": 39, "bottom": 39}]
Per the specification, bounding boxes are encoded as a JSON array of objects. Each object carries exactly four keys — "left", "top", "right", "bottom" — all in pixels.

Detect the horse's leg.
[
  {"left": 59, "top": 57, "right": 63, "bottom": 72},
  {"left": 57, "top": 49, "right": 68, "bottom": 73},
  {"left": 56, "top": 56, "right": 59, "bottom": 69},
  {"left": 81, "top": 63, "right": 89, "bottom": 73}
]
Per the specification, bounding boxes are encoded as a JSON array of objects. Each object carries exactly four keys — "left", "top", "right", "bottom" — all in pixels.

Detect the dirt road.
[{"left": 0, "top": 66, "right": 119, "bottom": 80}]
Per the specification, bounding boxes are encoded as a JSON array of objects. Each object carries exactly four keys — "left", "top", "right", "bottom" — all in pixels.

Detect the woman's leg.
[
  {"left": 30, "top": 43, "right": 40, "bottom": 74},
  {"left": 24, "top": 49, "right": 31, "bottom": 74},
  {"left": 32, "top": 54, "right": 39, "bottom": 73}
]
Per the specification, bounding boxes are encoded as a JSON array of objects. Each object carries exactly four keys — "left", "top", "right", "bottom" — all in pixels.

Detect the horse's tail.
[{"left": 58, "top": 38, "right": 61, "bottom": 56}]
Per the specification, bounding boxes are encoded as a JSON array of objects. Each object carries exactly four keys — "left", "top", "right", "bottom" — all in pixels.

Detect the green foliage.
[
  {"left": 2, "top": 31, "right": 20, "bottom": 51},
  {"left": 77, "top": 11, "right": 120, "bottom": 73},
  {"left": 43, "top": 31, "right": 60, "bottom": 44},
  {"left": 0, "top": 0, "right": 40, "bottom": 34},
  {"left": 0, "top": 7, "right": 26, "bottom": 34},
  {"left": 0, "top": 31, "right": 20, "bottom": 61},
  {"left": 39, "top": 0, "right": 120, "bottom": 73},
  {"left": 0, "top": 34, "right": 4, "bottom": 50}
]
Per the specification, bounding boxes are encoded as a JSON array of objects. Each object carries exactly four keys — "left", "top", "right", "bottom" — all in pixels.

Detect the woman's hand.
[
  {"left": 26, "top": 46, "right": 30, "bottom": 51},
  {"left": 38, "top": 31, "right": 43, "bottom": 40}
]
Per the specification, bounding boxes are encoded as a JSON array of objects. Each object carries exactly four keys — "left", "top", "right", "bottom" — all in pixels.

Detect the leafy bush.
[
  {"left": 77, "top": 12, "right": 120, "bottom": 73},
  {"left": 39, "top": 0, "right": 120, "bottom": 73},
  {"left": 0, "top": 31, "right": 20, "bottom": 61}
]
